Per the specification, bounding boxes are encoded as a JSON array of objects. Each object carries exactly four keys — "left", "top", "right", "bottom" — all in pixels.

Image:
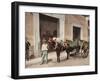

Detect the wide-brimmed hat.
[{"left": 42, "top": 39, "right": 46, "bottom": 42}]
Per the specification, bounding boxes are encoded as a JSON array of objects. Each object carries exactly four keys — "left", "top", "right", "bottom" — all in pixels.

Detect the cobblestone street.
[{"left": 26, "top": 51, "right": 89, "bottom": 68}]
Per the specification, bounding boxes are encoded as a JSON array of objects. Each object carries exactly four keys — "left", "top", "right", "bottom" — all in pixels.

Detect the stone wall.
[{"left": 64, "top": 15, "right": 89, "bottom": 41}]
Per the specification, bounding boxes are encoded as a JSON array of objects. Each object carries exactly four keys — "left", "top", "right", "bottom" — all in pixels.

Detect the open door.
[{"left": 39, "top": 14, "right": 59, "bottom": 42}]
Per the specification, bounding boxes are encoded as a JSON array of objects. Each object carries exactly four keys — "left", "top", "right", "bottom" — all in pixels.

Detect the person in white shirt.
[{"left": 40, "top": 39, "right": 48, "bottom": 64}]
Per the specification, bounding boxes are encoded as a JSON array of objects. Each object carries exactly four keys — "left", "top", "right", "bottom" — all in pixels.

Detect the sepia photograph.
[
  {"left": 11, "top": 2, "right": 97, "bottom": 79},
  {"left": 25, "top": 13, "right": 90, "bottom": 68}
]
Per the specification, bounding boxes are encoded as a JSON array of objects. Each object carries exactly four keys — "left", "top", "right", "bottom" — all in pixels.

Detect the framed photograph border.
[{"left": 11, "top": 1, "right": 98, "bottom": 79}]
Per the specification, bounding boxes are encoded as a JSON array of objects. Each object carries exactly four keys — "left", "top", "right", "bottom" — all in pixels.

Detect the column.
[{"left": 33, "top": 13, "right": 40, "bottom": 57}]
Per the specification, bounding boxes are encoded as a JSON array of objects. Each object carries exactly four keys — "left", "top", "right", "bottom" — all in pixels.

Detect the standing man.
[
  {"left": 40, "top": 39, "right": 49, "bottom": 64},
  {"left": 55, "top": 39, "right": 62, "bottom": 63},
  {"left": 25, "top": 39, "right": 31, "bottom": 61}
]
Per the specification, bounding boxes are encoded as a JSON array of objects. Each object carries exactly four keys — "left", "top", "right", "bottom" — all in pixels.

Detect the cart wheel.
[{"left": 82, "top": 49, "right": 89, "bottom": 58}]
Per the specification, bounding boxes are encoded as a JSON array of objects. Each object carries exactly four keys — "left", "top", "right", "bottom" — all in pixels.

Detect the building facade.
[{"left": 25, "top": 12, "right": 89, "bottom": 58}]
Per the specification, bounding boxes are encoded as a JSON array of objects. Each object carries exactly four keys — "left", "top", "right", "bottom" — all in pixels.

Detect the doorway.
[
  {"left": 73, "top": 26, "right": 81, "bottom": 40},
  {"left": 39, "top": 14, "right": 59, "bottom": 42}
]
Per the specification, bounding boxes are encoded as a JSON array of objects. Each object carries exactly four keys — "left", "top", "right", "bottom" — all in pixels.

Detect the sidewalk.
[{"left": 25, "top": 51, "right": 89, "bottom": 68}]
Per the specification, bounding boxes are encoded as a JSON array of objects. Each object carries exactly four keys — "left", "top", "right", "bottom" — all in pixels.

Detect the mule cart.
[{"left": 65, "top": 40, "right": 89, "bottom": 59}]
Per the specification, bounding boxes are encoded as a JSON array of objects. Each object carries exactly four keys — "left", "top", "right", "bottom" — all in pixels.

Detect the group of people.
[
  {"left": 40, "top": 37, "right": 70, "bottom": 64},
  {"left": 25, "top": 37, "right": 83, "bottom": 65}
]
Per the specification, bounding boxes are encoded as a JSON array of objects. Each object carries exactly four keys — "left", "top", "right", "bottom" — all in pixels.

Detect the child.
[{"left": 40, "top": 39, "right": 48, "bottom": 64}]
